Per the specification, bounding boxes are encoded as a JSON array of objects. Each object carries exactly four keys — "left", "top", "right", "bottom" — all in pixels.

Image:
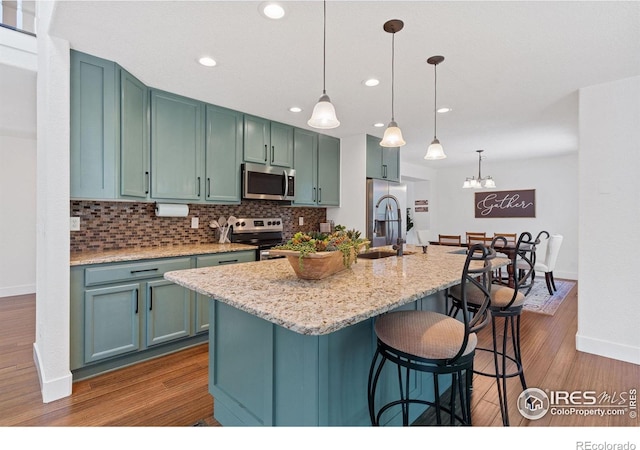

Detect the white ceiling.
[{"left": 48, "top": 0, "right": 640, "bottom": 169}]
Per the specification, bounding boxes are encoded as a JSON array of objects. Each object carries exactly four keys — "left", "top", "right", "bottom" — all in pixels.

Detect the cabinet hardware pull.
[
  {"left": 313, "top": 187, "right": 316, "bottom": 202},
  {"left": 130, "top": 268, "right": 159, "bottom": 274},
  {"left": 318, "top": 187, "right": 322, "bottom": 203},
  {"left": 145, "top": 171, "right": 150, "bottom": 195},
  {"left": 218, "top": 259, "right": 239, "bottom": 265},
  {"left": 149, "top": 286, "right": 153, "bottom": 311},
  {"left": 383, "top": 165, "right": 387, "bottom": 178},
  {"left": 197, "top": 176, "right": 201, "bottom": 197},
  {"left": 264, "top": 144, "right": 268, "bottom": 162},
  {"left": 135, "top": 288, "right": 139, "bottom": 314},
  {"left": 271, "top": 146, "right": 275, "bottom": 163},
  {"left": 207, "top": 178, "right": 211, "bottom": 198}
]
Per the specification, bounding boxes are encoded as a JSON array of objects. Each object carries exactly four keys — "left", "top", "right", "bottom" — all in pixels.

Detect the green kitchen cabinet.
[
  {"left": 119, "top": 68, "right": 149, "bottom": 199},
  {"left": 205, "top": 105, "right": 243, "bottom": 203},
  {"left": 243, "top": 115, "right": 293, "bottom": 168},
  {"left": 293, "top": 131, "right": 340, "bottom": 207},
  {"left": 366, "top": 134, "right": 400, "bottom": 182},
  {"left": 194, "top": 250, "right": 257, "bottom": 333},
  {"left": 316, "top": 135, "right": 341, "bottom": 206},
  {"left": 292, "top": 128, "right": 319, "bottom": 206},
  {"left": 83, "top": 283, "right": 141, "bottom": 364},
  {"left": 146, "top": 279, "right": 192, "bottom": 346},
  {"left": 150, "top": 90, "right": 205, "bottom": 201},
  {"left": 70, "top": 50, "right": 118, "bottom": 199}
]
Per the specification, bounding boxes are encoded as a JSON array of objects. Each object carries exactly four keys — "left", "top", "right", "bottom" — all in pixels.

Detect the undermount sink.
[{"left": 358, "top": 250, "right": 416, "bottom": 260}]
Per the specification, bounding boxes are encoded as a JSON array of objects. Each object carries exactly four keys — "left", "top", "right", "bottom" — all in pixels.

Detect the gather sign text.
[{"left": 474, "top": 189, "right": 536, "bottom": 218}]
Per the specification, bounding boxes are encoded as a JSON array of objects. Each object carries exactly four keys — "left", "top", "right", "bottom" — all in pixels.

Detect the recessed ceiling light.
[
  {"left": 198, "top": 56, "right": 217, "bottom": 67},
  {"left": 437, "top": 107, "right": 452, "bottom": 113},
  {"left": 373, "top": 123, "right": 385, "bottom": 128},
  {"left": 261, "top": 2, "right": 285, "bottom": 19},
  {"left": 364, "top": 78, "right": 380, "bottom": 87},
  {"left": 289, "top": 106, "right": 302, "bottom": 113}
]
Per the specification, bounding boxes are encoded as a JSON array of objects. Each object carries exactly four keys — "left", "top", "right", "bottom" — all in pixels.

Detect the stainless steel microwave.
[{"left": 242, "top": 163, "right": 295, "bottom": 201}]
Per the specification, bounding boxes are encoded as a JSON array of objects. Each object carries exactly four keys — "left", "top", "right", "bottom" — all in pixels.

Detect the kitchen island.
[{"left": 164, "top": 245, "right": 506, "bottom": 426}]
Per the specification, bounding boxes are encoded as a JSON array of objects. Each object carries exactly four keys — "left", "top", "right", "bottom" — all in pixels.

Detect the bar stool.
[
  {"left": 448, "top": 232, "right": 536, "bottom": 426},
  {"left": 367, "top": 244, "right": 494, "bottom": 426}
]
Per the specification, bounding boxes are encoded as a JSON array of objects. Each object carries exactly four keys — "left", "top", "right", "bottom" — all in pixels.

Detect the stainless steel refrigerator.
[{"left": 366, "top": 179, "right": 407, "bottom": 248}]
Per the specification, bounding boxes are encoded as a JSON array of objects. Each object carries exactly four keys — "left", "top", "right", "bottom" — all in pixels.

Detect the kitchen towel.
[{"left": 155, "top": 203, "right": 189, "bottom": 217}]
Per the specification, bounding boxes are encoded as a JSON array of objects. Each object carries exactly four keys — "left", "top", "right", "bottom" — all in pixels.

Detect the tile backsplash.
[{"left": 70, "top": 200, "right": 327, "bottom": 253}]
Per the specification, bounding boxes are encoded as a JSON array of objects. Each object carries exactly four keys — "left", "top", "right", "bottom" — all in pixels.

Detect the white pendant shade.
[
  {"left": 380, "top": 121, "right": 406, "bottom": 147},
  {"left": 308, "top": 93, "right": 340, "bottom": 129},
  {"left": 483, "top": 177, "right": 496, "bottom": 188},
  {"left": 424, "top": 138, "right": 446, "bottom": 160}
]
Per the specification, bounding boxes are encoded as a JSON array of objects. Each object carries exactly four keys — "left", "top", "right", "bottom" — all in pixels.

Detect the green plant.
[{"left": 274, "top": 226, "right": 369, "bottom": 269}]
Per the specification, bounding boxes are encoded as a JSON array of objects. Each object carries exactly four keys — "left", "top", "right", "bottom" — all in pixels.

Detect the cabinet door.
[
  {"left": 366, "top": 134, "right": 384, "bottom": 180},
  {"left": 317, "top": 135, "right": 340, "bottom": 206},
  {"left": 205, "top": 105, "right": 242, "bottom": 203},
  {"left": 150, "top": 90, "right": 204, "bottom": 200},
  {"left": 120, "top": 68, "right": 149, "bottom": 198},
  {"left": 84, "top": 283, "right": 140, "bottom": 364},
  {"left": 270, "top": 122, "right": 294, "bottom": 168},
  {"left": 382, "top": 147, "right": 400, "bottom": 182},
  {"left": 292, "top": 128, "right": 318, "bottom": 206},
  {"left": 146, "top": 279, "right": 192, "bottom": 346},
  {"left": 243, "top": 115, "right": 270, "bottom": 164},
  {"left": 70, "top": 50, "right": 118, "bottom": 199}
]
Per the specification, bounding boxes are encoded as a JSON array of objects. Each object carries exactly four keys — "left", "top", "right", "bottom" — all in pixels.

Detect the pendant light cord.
[
  {"left": 322, "top": 0, "right": 326, "bottom": 94},
  {"left": 433, "top": 63, "right": 437, "bottom": 139},
  {"left": 391, "top": 32, "right": 395, "bottom": 121}
]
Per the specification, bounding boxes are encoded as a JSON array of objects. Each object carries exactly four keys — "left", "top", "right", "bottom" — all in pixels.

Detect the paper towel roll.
[{"left": 155, "top": 203, "right": 189, "bottom": 217}]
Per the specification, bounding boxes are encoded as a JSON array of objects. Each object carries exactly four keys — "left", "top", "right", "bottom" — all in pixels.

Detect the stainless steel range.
[{"left": 230, "top": 217, "right": 285, "bottom": 261}]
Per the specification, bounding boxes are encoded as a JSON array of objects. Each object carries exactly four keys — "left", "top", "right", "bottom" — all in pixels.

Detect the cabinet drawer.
[
  {"left": 84, "top": 258, "right": 192, "bottom": 286},
  {"left": 196, "top": 250, "right": 256, "bottom": 267}
]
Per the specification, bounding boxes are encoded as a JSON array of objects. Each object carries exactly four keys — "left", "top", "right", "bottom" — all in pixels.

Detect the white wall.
[
  {"left": 0, "top": 66, "right": 37, "bottom": 297},
  {"left": 326, "top": 134, "right": 367, "bottom": 233},
  {"left": 432, "top": 154, "right": 579, "bottom": 280},
  {"left": 576, "top": 75, "right": 640, "bottom": 365}
]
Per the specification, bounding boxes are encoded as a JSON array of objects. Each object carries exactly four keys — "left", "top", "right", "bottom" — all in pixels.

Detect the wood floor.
[{"left": 0, "top": 281, "right": 638, "bottom": 427}]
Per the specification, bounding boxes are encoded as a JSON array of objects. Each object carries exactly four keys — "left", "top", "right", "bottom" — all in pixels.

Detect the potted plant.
[{"left": 271, "top": 226, "right": 369, "bottom": 279}]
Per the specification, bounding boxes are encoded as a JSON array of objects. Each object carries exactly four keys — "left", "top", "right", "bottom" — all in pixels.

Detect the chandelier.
[{"left": 463, "top": 150, "right": 496, "bottom": 188}]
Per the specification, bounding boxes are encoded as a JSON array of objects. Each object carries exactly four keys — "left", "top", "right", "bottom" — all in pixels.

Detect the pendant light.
[
  {"left": 463, "top": 150, "right": 496, "bottom": 188},
  {"left": 380, "top": 19, "right": 406, "bottom": 147},
  {"left": 308, "top": 0, "right": 340, "bottom": 129},
  {"left": 424, "top": 55, "right": 447, "bottom": 160}
]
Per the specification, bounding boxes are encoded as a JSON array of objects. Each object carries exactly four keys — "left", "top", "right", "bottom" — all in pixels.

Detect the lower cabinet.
[{"left": 70, "top": 250, "right": 256, "bottom": 379}]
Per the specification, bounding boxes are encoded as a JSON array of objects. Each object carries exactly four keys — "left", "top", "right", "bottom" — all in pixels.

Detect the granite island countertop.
[
  {"left": 70, "top": 243, "right": 258, "bottom": 266},
  {"left": 164, "top": 244, "right": 508, "bottom": 336}
]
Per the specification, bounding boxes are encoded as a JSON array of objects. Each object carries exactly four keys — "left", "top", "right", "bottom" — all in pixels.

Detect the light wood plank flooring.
[{"left": 0, "top": 282, "right": 637, "bottom": 427}]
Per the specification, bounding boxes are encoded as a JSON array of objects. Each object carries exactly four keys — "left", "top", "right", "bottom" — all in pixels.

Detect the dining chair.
[
  {"left": 493, "top": 233, "right": 516, "bottom": 245},
  {"left": 466, "top": 232, "right": 486, "bottom": 245},
  {"left": 438, "top": 234, "right": 462, "bottom": 246},
  {"left": 532, "top": 234, "right": 564, "bottom": 295},
  {"left": 448, "top": 232, "right": 536, "bottom": 426},
  {"left": 515, "top": 230, "right": 549, "bottom": 294},
  {"left": 368, "top": 244, "right": 494, "bottom": 426}
]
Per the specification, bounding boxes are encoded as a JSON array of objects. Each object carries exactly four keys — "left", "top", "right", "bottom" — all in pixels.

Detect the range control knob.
[
  {"left": 235, "top": 222, "right": 240, "bottom": 227},
  {"left": 241, "top": 221, "right": 246, "bottom": 226},
  {"left": 267, "top": 221, "right": 272, "bottom": 226}
]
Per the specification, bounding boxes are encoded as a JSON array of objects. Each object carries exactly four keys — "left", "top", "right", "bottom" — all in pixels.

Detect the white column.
[{"left": 33, "top": 0, "right": 72, "bottom": 402}]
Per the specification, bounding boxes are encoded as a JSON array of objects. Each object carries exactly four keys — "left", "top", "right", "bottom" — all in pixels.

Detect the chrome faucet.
[{"left": 375, "top": 194, "right": 404, "bottom": 256}]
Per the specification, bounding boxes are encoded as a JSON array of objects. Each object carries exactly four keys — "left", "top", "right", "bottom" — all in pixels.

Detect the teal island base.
[{"left": 208, "top": 292, "right": 451, "bottom": 426}]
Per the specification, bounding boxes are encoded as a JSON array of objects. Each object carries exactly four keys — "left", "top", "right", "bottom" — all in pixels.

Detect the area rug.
[{"left": 523, "top": 280, "right": 575, "bottom": 316}]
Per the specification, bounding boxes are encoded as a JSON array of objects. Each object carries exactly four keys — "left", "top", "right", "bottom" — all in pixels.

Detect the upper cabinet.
[
  {"left": 366, "top": 134, "right": 400, "bottom": 182},
  {"left": 205, "top": 105, "right": 243, "bottom": 203},
  {"left": 70, "top": 51, "right": 118, "bottom": 199},
  {"left": 293, "top": 131, "right": 340, "bottom": 207},
  {"left": 243, "top": 115, "right": 293, "bottom": 168},
  {"left": 119, "top": 68, "right": 149, "bottom": 199},
  {"left": 150, "top": 90, "right": 204, "bottom": 201}
]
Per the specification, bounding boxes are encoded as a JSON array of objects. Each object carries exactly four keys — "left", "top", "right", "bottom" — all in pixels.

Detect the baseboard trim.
[
  {"left": 33, "top": 342, "right": 73, "bottom": 403},
  {"left": 575, "top": 333, "right": 640, "bottom": 365},
  {"left": 554, "top": 271, "right": 577, "bottom": 281},
  {"left": 0, "top": 284, "right": 36, "bottom": 298}
]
